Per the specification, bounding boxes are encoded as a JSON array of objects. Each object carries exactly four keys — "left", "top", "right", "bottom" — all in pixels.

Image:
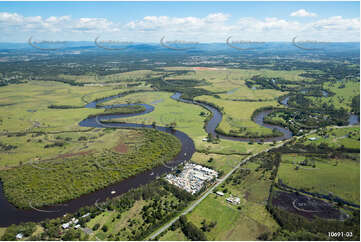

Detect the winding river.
[{"left": 0, "top": 91, "right": 357, "bottom": 226}]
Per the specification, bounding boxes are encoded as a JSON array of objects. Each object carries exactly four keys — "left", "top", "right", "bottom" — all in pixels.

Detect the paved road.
[{"left": 149, "top": 141, "right": 286, "bottom": 240}]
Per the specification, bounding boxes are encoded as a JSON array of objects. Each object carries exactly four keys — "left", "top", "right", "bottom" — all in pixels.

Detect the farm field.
[
  {"left": 162, "top": 68, "right": 311, "bottom": 93},
  {"left": 185, "top": 161, "right": 279, "bottom": 240},
  {"left": 0, "top": 80, "right": 148, "bottom": 133},
  {"left": 159, "top": 228, "right": 189, "bottom": 241},
  {"left": 278, "top": 154, "right": 360, "bottom": 204},
  {"left": 0, "top": 128, "right": 135, "bottom": 169},
  {"left": 191, "top": 152, "right": 246, "bottom": 175}
]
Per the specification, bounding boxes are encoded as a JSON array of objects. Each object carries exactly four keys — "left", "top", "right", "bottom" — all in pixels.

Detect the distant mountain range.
[{"left": 0, "top": 41, "right": 359, "bottom": 53}]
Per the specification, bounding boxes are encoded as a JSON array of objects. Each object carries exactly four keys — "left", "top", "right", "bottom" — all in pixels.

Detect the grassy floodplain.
[
  {"left": 162, "top": 67, "right": 311, "bottom": 93},
  {"left": 0, "top": 80, "right": 152, "bottom": 168},
  {"left": 195, "top": 95, "right": 282, "bottom": 137},
  {"left": 100, "top": 91, "right": 274, "bottom": 157},
  {"left": 278, "top": 154, "right": 360, "bottom": 204}
]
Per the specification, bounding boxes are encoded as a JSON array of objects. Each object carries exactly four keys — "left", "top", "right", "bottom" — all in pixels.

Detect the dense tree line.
[{"left": 0, "top": 129, "right": 181, "bottom": 208}]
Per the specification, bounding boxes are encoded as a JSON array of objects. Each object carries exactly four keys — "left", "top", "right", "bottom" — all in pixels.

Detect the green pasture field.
[
  {"left": 0, "top": 80, "right": 136, "bottom": 133},
  {"left": 191, "top": 152, "right": 246, "bottom": 175},
  {"left": 58, "top": 70, "right": 161, "bottom": 84},
  {"left": 159, "top": 228, "right": 189, "bottom": 241},
  {"left": 194, "top": 95, "right": 282, "bottom": 137},
  {"left": 309, "top": 80, "right": 360, "bottom": 111},
  {"left": 0, "top": 128, "right": 138, "bottom": 169},
  {"left": 300, "top": 126, "right": 360, "bottom": 149},
  {"left": 220, "top": 87, "right": 285, "bottom": 101},
  {"left": 0, "top": 80, "right": 156, "bottom": 168},
  {"left": 186, "top": 161, "right": 279, "bottom": 240},
  {"left": 101, "top": 91, "right": 274, "bottom": 155},
  {"left": 0, "top": 228, "right": 6, "bottom": 239},
  {"left": 162, "top": 68, "right": 311, "bottom": 93},
  {"left": 278, "top": 154, "right": 360, "bottom": 204}
]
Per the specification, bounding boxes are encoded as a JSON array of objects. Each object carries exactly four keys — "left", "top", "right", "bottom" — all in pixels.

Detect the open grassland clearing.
[
  {"left": 105, "top": 91, "right": 209, "bottom": 138},
  {"left": 186, "top": 161, "right": 279, "bottom": 240},
  {"left": 195, "top": 138, "right": 274, "bottom": 155},
  {"left": 0, "top": 80, "right": 147, "bottom": 133},
  {"left": 0, "top": 228, "right": 6, "bottom": 239},
  {"left": 195, "top": 95, "right": 282, "bottom": 137},
  {"left": 191, "top": 152, "right": 246, "bottom": 175},
  {"left": 0, "top": 128, "right": 137, "bottom": 169},
  {"left": 220, "top": 87, "right": 285, "bottom": 101},
  {"left": 0, "top": 129, "right": 181, "bottom": 208},
  {"left": 162, "top": 68, "right": 310, "bottom": 93},
  {"left": 278, "top": 154, "right": 360, "bottom": 204},
  {"left": 104, "top": 91, "right": 273, "bottom": 155},
  {"left": 309, "top": 80, "right": 360, "bottom": 111},
  {"left": 301, "top": 126, "right": 360, "bottom": 149},
  {"left": 58, "top": 70, "right": 161, "bottom": 84},
  {"left": 100, "top": 90, "right": 162, "bottom": 106},
  {"left": 159, "top": 228, "right": 189, "bottom": 241}
]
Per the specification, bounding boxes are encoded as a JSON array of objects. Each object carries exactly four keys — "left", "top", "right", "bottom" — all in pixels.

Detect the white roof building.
[
  {"left": 62, "top": 223, "right": 70, "bottom": 229},
  {"left": 16, "top": 233, "right": 23, "bottom": 240}
]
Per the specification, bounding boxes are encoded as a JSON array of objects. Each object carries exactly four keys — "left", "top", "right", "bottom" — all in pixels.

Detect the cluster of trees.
[
  {"left": 226, "top": 168, "right": 251, "bottom": 186},
  {"left": 148, "top": 75, "right": 216, "bottom": 100},
  {"left": 0, "top": 129, "right": 181, "bottom": 208},
  {"left": 44, "top": 141, "right": 65, "bottom": 148},
  {"left": 267, "top": 202, "right": 360, "bottom": 241},
  {"left": 351, "top": 95, "right": 360, "bottom": 114},
  {"left": 0, "top": 142, "right": 17, "bottom": 151},
  {"left": 102, "top": 105, "right": 146, "bottom": 115},
  {"left": 1, "top": 222, "right": 36, "bottom": 241},
  {"left": 200, "top": 219, "right": 217, "bottom": 232},
  {"left": 48, "top": 104, "right": 83, "bottom": 109},
  {"left": 163, "top": 216, "right": 208, "bottom": 241}
]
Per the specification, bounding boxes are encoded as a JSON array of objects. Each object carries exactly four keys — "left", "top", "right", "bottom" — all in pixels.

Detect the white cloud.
[
  {"left": 0, "top": 11, "right": 359, "bottom": 42},
  {"left": 290, "top": 9, "right": 317, "bottom": 17}
]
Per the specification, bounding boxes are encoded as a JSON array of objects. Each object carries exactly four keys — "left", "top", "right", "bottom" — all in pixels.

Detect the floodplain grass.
[
  {"left": 159, "top": 228, "right": 189, "bottom": 241},
  {"left": 58, "top": 70, "right": 161, "bottom": 84},
  {"left": 162, "top": 68, "right": 311, "bottom": 93},
  {"left": 278, "top": 154, "right": 360, "bottom": 204},
  {"left": 194, "top": 95, "right": 282, "bottom": 137},
  {"left": 191, "top": 152, "right": 246, "bottom": 175},
  {"left": 0, "top": 128, "right": 137, "bottom": 169},
  {"left": 102, "top": 91, "right": 274, "bottom": 155},
  {"left": 0, "top": 228, "right": 6, "bottom": 239},
  {"left": 0, "top": 80, "right": 126, "bottom": 133}
]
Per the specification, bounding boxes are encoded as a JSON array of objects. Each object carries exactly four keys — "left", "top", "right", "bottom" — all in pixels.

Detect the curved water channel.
[{"left": 0, "top": 91, "right": 357, "bottom": 226}]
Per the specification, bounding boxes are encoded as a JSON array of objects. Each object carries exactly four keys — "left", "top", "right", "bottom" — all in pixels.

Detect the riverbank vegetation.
[{"left": 0, "top": 129, "right": 181, "bottom": 208}]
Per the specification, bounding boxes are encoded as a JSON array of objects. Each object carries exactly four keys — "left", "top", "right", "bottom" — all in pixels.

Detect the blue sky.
[{"left": 0, "top": 1, "right": 359, "bottom": 42}]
